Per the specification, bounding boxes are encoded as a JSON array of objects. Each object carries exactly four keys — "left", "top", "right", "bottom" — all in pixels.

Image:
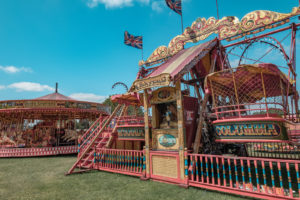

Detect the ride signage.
[
  {"left": 131, "top": 74, "right": 171, "bottom": 92},
  {"left": 214, "top": 121, "right": 288, "bottom": 140}
]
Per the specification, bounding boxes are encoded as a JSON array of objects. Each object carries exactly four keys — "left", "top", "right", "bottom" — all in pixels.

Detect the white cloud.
[
  {"left": 69, "top": 93, "right": 107, "bottom": 103},
  {"left": 0, "top": 85, "right": 5, "bottom": 90},
  {"left": 0, "top": 66, "right": 32, "bottom": 74},
  {"left": 87, "top": 0, "right": 149, "bottom": 9},
  {"left": 8, "top": 82, "right": 54, "bottom": 92},
  {"left": 230, "top": 59, "right": 240, "bottom": 67},
  {"left": 151, "top": 1, "right": 164, "bottom": 12}
]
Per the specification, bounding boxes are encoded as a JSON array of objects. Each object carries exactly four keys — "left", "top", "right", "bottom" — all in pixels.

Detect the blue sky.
[{"left": 0, "top": 0, "right": 299, "bottom": 102}]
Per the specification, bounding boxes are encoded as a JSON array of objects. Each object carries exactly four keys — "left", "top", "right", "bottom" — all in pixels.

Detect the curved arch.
[
  {"left": 112, "top": 82, "right": 129, "bottom": 92},
  {"left": 238, "top": 36, "right": 289, "bottom": 66}
]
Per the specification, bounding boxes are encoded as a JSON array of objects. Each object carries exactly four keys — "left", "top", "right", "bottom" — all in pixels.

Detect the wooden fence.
[
  {"left": 187, "top": 153, "right": 300, "bottom": 199},
  {"left": 93, "top": 148, "right": 144, "bottom": 177}
]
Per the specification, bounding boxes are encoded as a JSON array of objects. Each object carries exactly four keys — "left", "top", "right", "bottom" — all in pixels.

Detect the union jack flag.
[
  {"left": 124, "top": 31, "right": 143, "bottom": 49},
  {"left": 165, "top": 0, "right": 182, "bottom": 15}
]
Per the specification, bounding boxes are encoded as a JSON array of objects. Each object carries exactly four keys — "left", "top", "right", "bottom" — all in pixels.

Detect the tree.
[{"left": 103, "top": 97, "right": 143, "bottom": 116}]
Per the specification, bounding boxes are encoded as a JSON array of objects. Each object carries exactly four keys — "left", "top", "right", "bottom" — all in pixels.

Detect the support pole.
[
  {"left": 261, "top": 72, "right": 269, "bottom": 117},
  {"left": 176, "top": 81, "right": 185, "bottom": 181},
  {"left": 143, "top": 90, "right": 150, "bottom": 178},
  {"left": 181, "top": 14, "right": 184, "bottom": 34},
  {"left": 232, "top": 71, "right": 241, "bottom": 118},
  {"left": 190, "top": 70, "right": 202, "bottom": 102},
  {"left": 193, "top": 93, "right": 209, "bottom": 153}
]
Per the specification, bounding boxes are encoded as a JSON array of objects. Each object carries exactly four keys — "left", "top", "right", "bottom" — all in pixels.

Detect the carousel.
[{"left": 0, "top": 84, "right": 110, "bottom": 157}]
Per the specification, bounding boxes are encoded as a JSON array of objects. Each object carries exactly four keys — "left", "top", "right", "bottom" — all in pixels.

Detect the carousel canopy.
[
  {"left": 35, "top": 91, "right": 74, "bottom": 101},
  {"left": 130, "top": 38, "right": 220, "bottom": 92},
  {"left": 0, "top": 90, "right": 110, "bottom": 120}
]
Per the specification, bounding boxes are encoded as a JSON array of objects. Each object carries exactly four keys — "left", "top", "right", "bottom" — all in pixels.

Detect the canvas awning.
[
  {"left": 130, "top": 38, "right": 219, "bottom": 92},
  {"left": 111, "top": 92, "right": 143, "bottom": 106}
]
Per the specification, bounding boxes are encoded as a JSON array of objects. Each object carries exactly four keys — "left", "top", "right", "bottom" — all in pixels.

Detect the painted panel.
[
  {"left": 0, "top": 100, "right": 110, "bottom": 114},
  {"left": 214, "top": 121, "right": 288, "bottom": 140},
  {"left": 159, "top": 134, "right": 177, "bottom": 147},
  {"left": 117, "top": 127, "right": 145, "bottom": 139},
  {"left": 150, "top": 86, "right": 176, "bottom": 104},
  {"left": 152, "top": 129, "right": 179, "bottom": 151}
]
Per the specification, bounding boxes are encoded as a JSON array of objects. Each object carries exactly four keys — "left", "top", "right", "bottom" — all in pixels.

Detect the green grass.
[{"left": 0, "top": 156, "right": 245, "bottom": 200}]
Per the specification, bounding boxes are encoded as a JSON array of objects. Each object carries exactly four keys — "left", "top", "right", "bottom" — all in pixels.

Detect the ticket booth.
[
  {"left": 130, "top": 38, "right": 222, "bottom": 184},
  {"left": 149, "top": 86, "right": 198, "bottom": 183}
]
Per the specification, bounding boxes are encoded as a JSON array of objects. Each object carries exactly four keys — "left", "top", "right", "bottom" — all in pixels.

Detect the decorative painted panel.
[
  {"left": 152, "top": 129, "right": 179, "bottom": 151},
  {"left": 214, "top": 121, "right": 288, "bottom": 140},
  {"left": 150, "top": 87, "right": 177, "bottom": 104},
  {"left": 117, "top": 127, "right": 145, "bottom": 140},
  {"left": 131, "top": 73, "right": 171, "bottom": 92}
]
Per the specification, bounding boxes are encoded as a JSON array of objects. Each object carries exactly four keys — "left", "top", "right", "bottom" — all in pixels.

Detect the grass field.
[{"left": 0, "top": 156, "right": 245, "bottom": 200}]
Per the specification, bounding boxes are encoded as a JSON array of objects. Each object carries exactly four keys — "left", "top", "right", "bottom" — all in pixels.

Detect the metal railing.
[
  {"left": 187, "top": 153, "right": 300, "bottom": 199},
  {"left": 94, "top": 148, "right": 144, "bottom": 176}
]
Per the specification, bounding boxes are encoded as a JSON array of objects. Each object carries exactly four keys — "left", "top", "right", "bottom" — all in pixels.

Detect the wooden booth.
[{"left": 130, "top": 38, "right": 225, "bottom": 184}]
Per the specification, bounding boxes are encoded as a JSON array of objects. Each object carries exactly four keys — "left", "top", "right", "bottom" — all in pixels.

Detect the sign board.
[
  {"left": 131, "top": 74, "right": 171, "bottom": 92},
  {"left": 214, "top": 121, "right": 288, "bottom": 140}
]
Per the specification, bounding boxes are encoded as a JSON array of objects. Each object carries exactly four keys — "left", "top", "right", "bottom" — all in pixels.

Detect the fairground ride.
[
  {"left": 67, "top": 5, "right": 300, "bottom": 200},
  {"left": 0, "top": 84, "right": 110, "bottom": 157}
]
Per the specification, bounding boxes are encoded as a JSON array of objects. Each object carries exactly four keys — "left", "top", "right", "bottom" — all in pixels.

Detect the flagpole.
[
  {"left": 181, "top": 0, "right": 184, "bottom": 34},
  {"left": 216, "top": 0, "right": 220, "bottom": 20},
  {"left": 141, "top": 48, "right": 144, "bottom": 61},
  {"left": 216, "top": 0, "right": 220, "bottom": 39}
]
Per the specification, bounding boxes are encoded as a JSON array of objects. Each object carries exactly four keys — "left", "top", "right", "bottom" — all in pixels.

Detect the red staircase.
[{"left": 66, "top": 104, "right": 122, "bottom": 175}]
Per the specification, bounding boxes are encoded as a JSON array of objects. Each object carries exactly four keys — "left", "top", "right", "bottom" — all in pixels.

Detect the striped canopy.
[{"left": 131, "top": 38, "right": 218, "bottom": 92}]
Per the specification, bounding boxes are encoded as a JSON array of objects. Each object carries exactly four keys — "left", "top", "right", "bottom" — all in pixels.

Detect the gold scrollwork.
[{"left": 140, "top": 6, "right": 300, "bottom": 67}]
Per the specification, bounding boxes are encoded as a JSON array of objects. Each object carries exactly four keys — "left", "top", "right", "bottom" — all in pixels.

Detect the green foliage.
[
  {"left": 103, "top": 97, "right": 143, "bottom": 116},
  {"left": 75, "top": 119, "right": 90, "bottom": 129},
  {"left": 103, "top": 97, "right": 119, "bottom": 113}
]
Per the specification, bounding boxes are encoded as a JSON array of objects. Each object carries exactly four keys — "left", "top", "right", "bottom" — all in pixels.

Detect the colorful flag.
[
  {"left": 165, "top": 0, "right": 182, "bottom": 15},
  {"left": 124, "top": 31, "right": 143, "bottom": 49}
]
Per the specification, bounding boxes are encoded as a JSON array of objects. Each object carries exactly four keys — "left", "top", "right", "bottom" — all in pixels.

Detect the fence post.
[
  {"left": 183, "top": 148, "right": 189, "bottom": 187},
  {"left": 141, "top": 146, "right": 148, "bottom": 180}
]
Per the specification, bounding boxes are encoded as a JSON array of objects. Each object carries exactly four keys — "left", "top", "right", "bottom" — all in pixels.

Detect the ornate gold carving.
[
  {"left": 150, "top": 87, "right": 176, "bottom": 104},
  {"left": 140, "top": 6, "right": 300, "bottom": 67},
  {"left": 221, "top": 7, "right": 300, "bottom": 40},
  {"left": 131, "top": 73, "right": 171, "bottom": 92},
  {"left": 139, "top": 46, "right": 168, "bottom": 66}
]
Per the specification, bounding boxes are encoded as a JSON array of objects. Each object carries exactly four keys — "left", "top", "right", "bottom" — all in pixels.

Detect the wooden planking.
[{"left": 152, "top": 155, "right": 178, "bottom": 179}]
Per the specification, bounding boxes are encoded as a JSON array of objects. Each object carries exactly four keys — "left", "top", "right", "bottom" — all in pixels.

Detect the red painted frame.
[{"left": 149, "top": 151, "right": 183, "bottom": 184}]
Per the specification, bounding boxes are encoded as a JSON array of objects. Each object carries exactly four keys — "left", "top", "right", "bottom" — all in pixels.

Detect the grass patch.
[{"left": 0, "top": 156, "right": 244, "bottom": 200}]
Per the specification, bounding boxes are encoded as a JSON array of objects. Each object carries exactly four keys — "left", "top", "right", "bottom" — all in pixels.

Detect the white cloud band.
[
  {"left": 87, "top": 0, "right": 150, "bottom": 9},
  {"left": 8, "top": 82, "right": 54, "bottom": 92},
  {"left": 0, "top": 66, "right": 32, "bottom": 74},
  {"left": 69, "top": 93, "right": 107, "bottom": 103}
]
